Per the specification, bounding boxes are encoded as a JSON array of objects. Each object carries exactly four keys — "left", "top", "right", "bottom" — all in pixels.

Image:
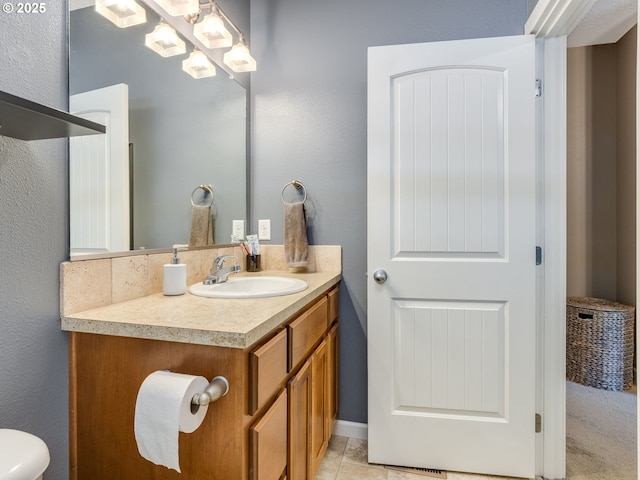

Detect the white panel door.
[
  {"left": 70, "top": 84, "right": 129, "bottom": 255},
  {"left": 367, "top": 36, "right": 537, "bottom": 478}
]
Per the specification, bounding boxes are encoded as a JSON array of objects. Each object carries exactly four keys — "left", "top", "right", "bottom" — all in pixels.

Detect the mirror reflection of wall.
[{"left": 69, "top": 5, "right": 246, "bottom": 255}]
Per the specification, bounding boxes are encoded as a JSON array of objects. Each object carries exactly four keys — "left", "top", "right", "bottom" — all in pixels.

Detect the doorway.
[
  {"left": 524, "top": 0, "right": 639, "bottom": 477},
  {"left": 566, "top": 25, "right": 637, "bottom": 478}
]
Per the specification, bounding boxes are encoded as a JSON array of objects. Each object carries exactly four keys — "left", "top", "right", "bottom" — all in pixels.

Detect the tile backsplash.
[{"left": 60, "top": 245, "right": 341, "bottom": 316}]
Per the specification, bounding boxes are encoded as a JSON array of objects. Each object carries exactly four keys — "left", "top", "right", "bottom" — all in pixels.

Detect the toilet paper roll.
[{"left": 134, "top": 371, "right": 209, "bottom": 473}]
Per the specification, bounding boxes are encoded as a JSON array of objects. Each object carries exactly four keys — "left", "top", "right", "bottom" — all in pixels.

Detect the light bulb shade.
[
  {"left": 145, "top": 23, "right": 186, "bottom": 57},
  {"left": 154, "top": 0, "right": 199, "bottom": 16},
  {"left": 95, "top": 0, "right": 146, "bottom": 28},
  {"left": 182, "top": 50, "right": 217, "bottom": 79},
  {"left": 194, "top": 12, "right": 233, "bottom": 49},
  {"left": 223, "top": 41, "right": 257, "bottom": 73}
]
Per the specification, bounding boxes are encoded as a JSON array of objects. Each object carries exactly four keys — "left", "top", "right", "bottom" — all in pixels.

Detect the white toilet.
[{"left": 0, "top": 429, "right": 50, "bottom": 480}]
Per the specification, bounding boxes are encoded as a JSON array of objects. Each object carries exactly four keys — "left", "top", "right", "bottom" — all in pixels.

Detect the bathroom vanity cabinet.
[
  {"left": 67, "top": 280, "right": 339, "bottom": 480},
  {"left": 250, "top": 288, "right": 339, "bottom": 480}
]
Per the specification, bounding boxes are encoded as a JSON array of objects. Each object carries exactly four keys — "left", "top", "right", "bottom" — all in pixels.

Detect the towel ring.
[
  {"left": 281, "top": 180, "right": 307, "bottom": 204},
  {"left": 191, "top": 184, "right": 214, "bottom": 207}
]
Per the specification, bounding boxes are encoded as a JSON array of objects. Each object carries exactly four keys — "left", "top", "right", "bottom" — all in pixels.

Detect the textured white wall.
[
  {"left": 249, "top": 0, "right": 529, "bottom": 423},
  {"left": 0, "top": 3, "right": 71, "bottom": 479}
]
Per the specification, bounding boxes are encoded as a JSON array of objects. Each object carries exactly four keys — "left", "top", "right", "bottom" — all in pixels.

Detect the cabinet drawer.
[
  {"left": 328, "top": 287, "right": 339, "bottom": 326},
  {"left": 250, "top": 329, "right": 288, "bottom": 415},
  {"left": 250, "top": 389, "right": 288, "bottom": 480},
  {"left": 288, "top": 297, "right": 328, "bottom": 372}
]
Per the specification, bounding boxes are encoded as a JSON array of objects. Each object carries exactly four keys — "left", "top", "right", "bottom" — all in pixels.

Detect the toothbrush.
[{"left": 246, "top": 235, "right": 259, "bottom": 255}]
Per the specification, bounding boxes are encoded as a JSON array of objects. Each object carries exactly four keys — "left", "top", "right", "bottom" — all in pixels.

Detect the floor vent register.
[{"left": 384, "top": 465, "right": 447, "bottom": 478}]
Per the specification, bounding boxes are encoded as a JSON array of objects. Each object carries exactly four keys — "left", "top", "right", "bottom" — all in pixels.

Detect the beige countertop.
[{"left": 61, "top": 270, "right": 341, "bottom": 349}]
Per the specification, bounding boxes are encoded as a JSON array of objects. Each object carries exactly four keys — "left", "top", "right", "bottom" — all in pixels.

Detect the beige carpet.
[{"left": 566, "top": 381, "right": 637, "bottom": 479}]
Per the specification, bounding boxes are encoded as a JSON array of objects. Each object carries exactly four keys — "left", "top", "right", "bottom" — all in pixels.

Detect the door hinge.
[
  {"left": 535, "top": 413, "right": 542, "bottom": 433},
  {"left": 535, "top": 79, "right": 542, "bottom": 97},
  {"left": 536, "top": 246, "right": 542, "bottom": 265}
]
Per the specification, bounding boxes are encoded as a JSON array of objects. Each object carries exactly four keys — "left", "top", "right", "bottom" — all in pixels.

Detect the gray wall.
[
  {"left": 0, "top": 3, "right": 70, "bottom": 479},
  {"left": 249, "top": 0, "right": 529, "bottom": 423}
]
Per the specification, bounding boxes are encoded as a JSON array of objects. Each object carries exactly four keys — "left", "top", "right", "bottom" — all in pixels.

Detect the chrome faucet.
[{"left": 203, "top": 255, "right": 241, "bottom": 285}]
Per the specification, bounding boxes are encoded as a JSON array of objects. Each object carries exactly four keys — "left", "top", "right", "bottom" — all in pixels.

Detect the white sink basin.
[{"left": 189, "top": 276, "right": 308, "bottom": 299}]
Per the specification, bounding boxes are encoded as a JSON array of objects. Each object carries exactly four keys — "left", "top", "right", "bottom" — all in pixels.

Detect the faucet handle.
[{"left": 212, "top": 255, "right": 239, "bottom": 272}]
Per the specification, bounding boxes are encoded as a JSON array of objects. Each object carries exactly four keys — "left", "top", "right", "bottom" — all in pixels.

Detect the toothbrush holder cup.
[{"left": 247, "top": 255, "right": 261, "bottom": 272}]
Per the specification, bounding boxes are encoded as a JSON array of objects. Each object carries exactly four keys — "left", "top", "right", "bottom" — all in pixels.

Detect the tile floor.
[{"left": 316, "top": 436, "right": 525, "bottom": 480}]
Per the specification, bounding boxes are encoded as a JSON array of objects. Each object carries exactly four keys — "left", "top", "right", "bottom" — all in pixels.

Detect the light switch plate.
[
  {"left": 258, "top": 219, "right": 271, "bottom": 240},
  {"left": 232, "top": 220, "right": 245, "bottom": 240}
]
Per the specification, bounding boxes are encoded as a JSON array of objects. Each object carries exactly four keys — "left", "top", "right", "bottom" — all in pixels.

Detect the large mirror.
[{"left": 68, "top": 1, "right": 247, "bottom": 257}]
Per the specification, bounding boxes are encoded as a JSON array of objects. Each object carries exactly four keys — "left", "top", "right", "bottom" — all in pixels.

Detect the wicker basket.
[{"left": 566, "top": 297, "right": 635, "bottom": 391}]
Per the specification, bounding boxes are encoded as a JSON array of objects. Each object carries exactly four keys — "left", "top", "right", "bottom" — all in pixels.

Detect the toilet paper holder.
[{"left": 190, "top": 376, "right": 229, "bottom": 411}]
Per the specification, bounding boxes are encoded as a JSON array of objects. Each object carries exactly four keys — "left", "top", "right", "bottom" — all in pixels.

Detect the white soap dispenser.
[{"left": 163, "top": 245, "right": 187, "bottom": 295}]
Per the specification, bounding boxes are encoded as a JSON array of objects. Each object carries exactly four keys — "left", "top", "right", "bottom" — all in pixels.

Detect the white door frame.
[
  {"left": 526, "top": 1, "right": 639, "bottom": 479},
  {"left": 534, "top": 36, "right": 567, "bottom": 480}
]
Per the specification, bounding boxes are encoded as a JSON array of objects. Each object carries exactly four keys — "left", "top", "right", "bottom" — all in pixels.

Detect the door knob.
[{"left": 373, "top": 269, "right": 388, "bottom": 284}]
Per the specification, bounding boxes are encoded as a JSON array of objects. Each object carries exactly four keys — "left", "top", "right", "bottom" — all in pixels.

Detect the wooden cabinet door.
[
  {"left": 287, "top": 359, "right": 312, "bottom": 480},
  {"left": 310, "top": 339, "right": 329, "bottom": 479},
  {"left": 250, "top": 389, "right": 288, "bottom": 480},
  {"left": 250, "top": 329, "right": 288, "bottom": 415},
  {"left": 327, "top": 323, "right": 339, "bottom": 428}
]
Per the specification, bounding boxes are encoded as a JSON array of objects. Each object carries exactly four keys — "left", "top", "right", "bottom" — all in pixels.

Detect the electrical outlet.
[
  {"left": 258, "top": 219, "right": 271, "bottom": 240},
  {"left": 232, "top": 220, "right": 245, "bottom": 241}
]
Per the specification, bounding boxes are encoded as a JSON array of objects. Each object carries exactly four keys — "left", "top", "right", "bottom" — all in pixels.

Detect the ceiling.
[
  {"left": 568, "top": 0, "right": 637, "bottom": 48},
  {"left": 72, "top": 0, "right": 637, "bottom": 48}
]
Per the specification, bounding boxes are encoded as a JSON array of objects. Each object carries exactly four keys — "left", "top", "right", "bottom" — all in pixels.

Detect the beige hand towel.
[
  {"left": 189, "top": 204, "right": 214, "bottom": 246},
  {"left": 284, "top": 201, "right": 308, "bottom": 268}
]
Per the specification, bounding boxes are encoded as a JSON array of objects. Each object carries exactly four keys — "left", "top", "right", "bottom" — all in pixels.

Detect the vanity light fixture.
[
  {"left": 194, "top": 1, "right": 257, "bottom": 73},
  {"left": 95, "top": 0, "right": 147, "bottom": 28},
  {"left": 223, "top": 34, "right": 257, "bottom": 73},
  {"left": 182, "top": 48, "right": 217, "bottom": 78},
  {"left": 193, "top": 4, "right": 232, "bottom": 49},
  {"left": 145, "top": 22, "right": 186, "bottom": 57},
  {"left": 93, "top": 0, "right": 256, "bottom": 75},
  {"left": 154, "top": 0, "right": 199, "bottom": 17}
]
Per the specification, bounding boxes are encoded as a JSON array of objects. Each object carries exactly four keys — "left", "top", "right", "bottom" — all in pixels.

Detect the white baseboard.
[{"left": 333, "top": 420, "right": 368, "bottom": 440}]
